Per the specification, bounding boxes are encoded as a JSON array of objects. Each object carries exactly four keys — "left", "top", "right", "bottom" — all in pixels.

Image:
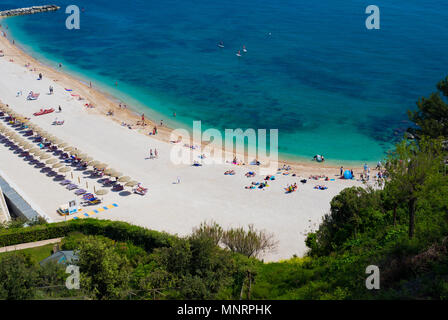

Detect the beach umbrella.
[
  {"left": 5, "top": 131, "right": 14, "bottom": 137},
  {"left": 29, "top": 148, "right": 40, "bottom": 154},
  {"left": 70, "top": 150, "right": 82, "bottom": 156},
  {"left": 52, "top": 163, "right": 64, "bottom": 169},
  {"left": 64, "top": 146, "right": 75, "bottom": 152},
  {"left": 104, "top": 168, "right": 116, "bottom": 175},
  {"left": 51, "top": 137, "right": 62, "bottom": 145},
  {"left": 37, "top": 130, "right": 49, "bottom": 136},
  {"left": 89, "top": 161, "right": 101, "bottom": 167},
  {"left": 125, "top": 181, "right": 139, "bottom": 187},
  {"left": 39, "top": 154, "right": 51, "bottom": 160},
  {"left": 34, "top": 151, "right": 45, "bottom": 157},
  {"left": 95, "top": 189, "right": 108, "bottom": 196},
  {"left": 81, "top": 156, "right": 93, "bottom": 162},
  {"left": 22, "top": 143, "right": 33, "bottom": 150},
  {"left": 57, "top": 142, "right": 68, "bottom": 148},
  {"left": 96, "top": 163, "right": 108, "bottom": 170},
  {"left": 59, "top": 167, "right": 72, "bottom": 173},
  {"left": 46, "top": 158, "right": 58, "bottom": 165},
  {"left": 118, "top": 176, "right": 131, "bottom": 183},
  {"left": 111, "top": 171, "right": 123, "bottom": 178},
  {"left": 46, "top": 136, "right": 58, "bottom": 143},
  {"left": 75, "top": 153, "right": 86, "bottom": 159}
]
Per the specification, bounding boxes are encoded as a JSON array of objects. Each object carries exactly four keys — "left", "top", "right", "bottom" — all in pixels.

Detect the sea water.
[{"left": 2, "top": 0, "right": 448, "bottom": 163}]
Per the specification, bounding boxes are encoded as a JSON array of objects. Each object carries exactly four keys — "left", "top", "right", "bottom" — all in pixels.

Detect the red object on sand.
[{"left": 33, "top": 108, "right": 54, "bottom": 116}]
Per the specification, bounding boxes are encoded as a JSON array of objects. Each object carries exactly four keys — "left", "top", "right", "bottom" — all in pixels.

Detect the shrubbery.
[{"left": 0, "top": 219, "right": 174, "bottom": 252}]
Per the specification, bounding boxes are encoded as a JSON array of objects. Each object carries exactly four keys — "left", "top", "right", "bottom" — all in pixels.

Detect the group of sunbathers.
[
  {"left": 245, "top": 171, "right": 256, "bottom": 177},
  {"left": 309, "top": 175, "right": 328, "bottom": 180},
  {"left": 245, "top": 181, "right": 269, "bottom": 190},
  {"left": 285, "top": 183, "right": 298, "bottom": 193}
]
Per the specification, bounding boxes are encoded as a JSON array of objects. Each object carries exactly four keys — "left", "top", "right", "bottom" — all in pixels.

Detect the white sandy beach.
[{"left": 0, "top": 35, "right": 377, "bottom": 261}]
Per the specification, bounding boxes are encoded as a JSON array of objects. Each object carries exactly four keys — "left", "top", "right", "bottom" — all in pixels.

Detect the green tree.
[
  {"left": 221, "top": 224, "right": 277, "bottom": 259},
  {"left": 76, "top": 236, "right": 131, "bottom": 299},
  {"left": 191, "top": 221, "right": 224, "bottom": 246},
  {"left": 0, "top": 253, "right": 38, "bottom": 300},
  {"left": 385, "top": 138, "right": 445, "bottom": 238},
  {"left": 408, "top": 76, "right": 448, "bottom": 139},
  {"left": 306, "top": 186, "right": 383, "bottom": 256}
]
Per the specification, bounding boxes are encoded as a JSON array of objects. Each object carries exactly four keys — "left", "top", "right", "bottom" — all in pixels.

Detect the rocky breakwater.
[{"left": 0, "top": 5, "right": 60, "bottom": 17}]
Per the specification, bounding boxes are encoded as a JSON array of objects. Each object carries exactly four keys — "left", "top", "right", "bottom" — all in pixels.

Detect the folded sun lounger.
[
  {"left": 75, "top": 189, "right": 87, "bottom": 195},
  {"left": 67, "top": 184, "right": 78, "bottom": 190}
]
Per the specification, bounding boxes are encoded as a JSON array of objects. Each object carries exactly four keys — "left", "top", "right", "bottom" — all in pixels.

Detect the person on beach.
[
  {"left": 38, "top": 73, "right": 43, "bottom": 80},
  {"left": 149, "top": 149, "right": 153, "bottom": 159},
  {"left": 340, "top": 166, "right": 343, "bottom": 176},
  {"left": 141, "top": 114, "right": 145, "bottom": 125},
  {"left": 89, "top": 81, "right": 92, "bottom": 88},
  {"left": 58, "top": 105, "right": 62, "bottom": 113},
  {"left": 177, "top": 176, "right": 181, "bottom": 184},
  {"left": 154, "top": 148, "right": 158, "bottom": 158},
  {"left": 49, "top": 86, "right": 53, "bottom": 95},
  {"left": 376, "top": 160, "right": 382, "bottom": 170}
]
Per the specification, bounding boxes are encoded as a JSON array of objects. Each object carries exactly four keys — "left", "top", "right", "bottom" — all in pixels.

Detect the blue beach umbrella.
[{"left": 343, "top": 170, "right": 352, "bottom": 179}]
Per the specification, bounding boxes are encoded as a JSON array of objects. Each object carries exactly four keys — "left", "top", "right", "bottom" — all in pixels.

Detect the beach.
[{"left": 0, "top": 25, "right": 379, "bottom": 261}]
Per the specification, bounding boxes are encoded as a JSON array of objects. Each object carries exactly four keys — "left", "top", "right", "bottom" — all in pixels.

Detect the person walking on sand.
[
  {"left": 154, "top": 148, "right": 158, "bottom": 158},
  {"left": 340, "top": 166, "right": 343, "bottom": 176},
  {"left": 149, "top": 149, "right": 153, "bottom": 159},
  {"left": 49, "top": 86, "right": 53, "bottom": 95},
  {"left": 177, "top": 176, "right": 181, "bottom": 184}
]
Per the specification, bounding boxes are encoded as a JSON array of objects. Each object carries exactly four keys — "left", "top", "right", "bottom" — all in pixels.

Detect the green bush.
[{"left": 0, "top": 219, "right": 174, "bottom": 253}]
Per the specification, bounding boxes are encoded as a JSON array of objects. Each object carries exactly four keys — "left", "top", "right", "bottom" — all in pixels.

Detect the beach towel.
[{"left": 65, "top": 88, "right": 73, "bottom": 91}]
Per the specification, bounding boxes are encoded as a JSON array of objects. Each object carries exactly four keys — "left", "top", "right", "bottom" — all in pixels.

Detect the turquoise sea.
[{"left": 1, "top": 0, "right": 448, "bottom": 163}]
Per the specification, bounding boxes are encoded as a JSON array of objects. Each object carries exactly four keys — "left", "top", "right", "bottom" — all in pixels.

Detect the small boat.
[
  {"left": 33, "top": 108, "right": 55, "bottom": 116},
  {"left": 218, "top": 41, "right": 224, "bottom": 48},
  {"left": 236, "top": 50, "right": 242, "bottom": 57},
  {"left": 243, "top": 45, "right": 247, "bottom": 53}
]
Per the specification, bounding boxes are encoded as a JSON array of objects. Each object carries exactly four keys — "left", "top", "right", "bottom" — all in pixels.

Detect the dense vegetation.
[{"left": 1, "top": 77, "right": 448, "bottom": 299}]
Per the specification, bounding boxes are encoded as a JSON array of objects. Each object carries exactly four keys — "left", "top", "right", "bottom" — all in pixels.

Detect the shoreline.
[
  {"left": 0, "top": 18, "right": 383, "bottom": 261},
  {"left": 0, "top": 18, "right": 381, "bottom": 173}
]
